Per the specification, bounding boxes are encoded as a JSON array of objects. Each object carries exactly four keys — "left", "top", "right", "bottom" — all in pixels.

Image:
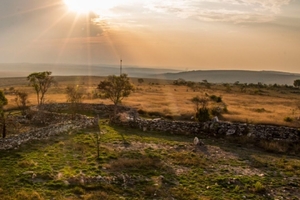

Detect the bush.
[
  {"left": 284, "top": 117, "right": 293, "bottom": 122},
  {"left": 196, "top": 107, "right": 210, "bottom": 122},
  {"left": 210, "top": 95, "right": 222, "bottom": 103},
  {"left": 253, "top": 181, "right": 266, "bottom": 193},
  {"left": 137, "top": 109, "right": 147, "bottom": 115},
  {"left": 211, "top": 106, "right": 222, "bottom": 116},
  {"left": 223, "top": 106, "right": 229, "bottom": 113}
]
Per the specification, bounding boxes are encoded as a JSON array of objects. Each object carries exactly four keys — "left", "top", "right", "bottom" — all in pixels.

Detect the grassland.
[
  {"left": 0, "top": 122, "right": 300, "bottom": 199},
  {"left": 0, "top": 76, "right": 300, "bottom": 199},
  {"left": 1, "top": 76, "right": 300, "bottom": 127}
]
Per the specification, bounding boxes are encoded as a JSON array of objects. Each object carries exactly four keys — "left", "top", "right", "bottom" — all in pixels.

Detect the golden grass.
[{"left": 1, "top": 76, "right": 299, "bottom": 127}]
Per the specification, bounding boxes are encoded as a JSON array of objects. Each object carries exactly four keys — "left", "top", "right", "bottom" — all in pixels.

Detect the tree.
[
  {"left": 0, "top": 91, "right": 8, "bottom": 138},
  {"left": 138, "top": 78, "right": 144, "bottom": 84},
  {"left": 191, "top": 96, "right": 208, "bottom": 111},
  {"left": 65, "top": 86, "right": 85, "bottom": 116},
  {"left": 294, "top": 79, "right": 300, "bottom": 88},
  {"left": 27, "top": 71, "right": 55, "bottom": 106},
  {"left": 14, "top": 91, "right": 29, "bottom": 115},
  {"left": 191, "top": 96, "right": 210, "bottom": 122},
  {"left": 97, "top": 74, "right": 134, "bottom": 117}
]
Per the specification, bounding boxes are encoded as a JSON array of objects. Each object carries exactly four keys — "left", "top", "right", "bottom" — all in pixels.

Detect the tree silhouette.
[
  {"left": 27, "top": 71, "right": 55, "bottom": 106},
  {"left": 97, "top": 74, "right": 134, "bottom": 117},
  {"left": 294, "top": 79, "right": 300, "bottom": 88},
  {"left": 0, "top": 91, "right": 8, "bottom": 138}
]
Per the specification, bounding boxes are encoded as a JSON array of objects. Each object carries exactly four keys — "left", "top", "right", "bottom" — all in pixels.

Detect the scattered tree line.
[
  {"left": 173, "top": 78, "right": 300, "bottom": 90},
  {"left": 1, "top": 71, "right": 299, "bottom": 138}
]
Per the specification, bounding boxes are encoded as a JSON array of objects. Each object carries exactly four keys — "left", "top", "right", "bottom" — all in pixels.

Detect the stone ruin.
[
  {"left": 125, "top": 117, "right": 300, "bottom": 142},
  {"left": 0, "top": 105, "right": 97, "bottom": 150},
  {"left": 0, "top": 103, "right": 299, "bottom": 150}
]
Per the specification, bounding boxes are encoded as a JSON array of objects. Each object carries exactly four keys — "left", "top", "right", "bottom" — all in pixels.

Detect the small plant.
[
  {"left": 253, "top": 181, "right": 266, "bottom": 193},
  {"left": 233, "top": 185, "right": 241, "bottom": 193},
  {"left": 284, "top": 116, "right": 293, "bottom": 122},
  {"left": 18, "top": 160, "right": 37, "bottom": 168}
]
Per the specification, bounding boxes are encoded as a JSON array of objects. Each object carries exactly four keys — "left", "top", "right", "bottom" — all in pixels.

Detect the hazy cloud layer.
[{"left": 144, "top": 0, "right": 291, "bottom": 23}]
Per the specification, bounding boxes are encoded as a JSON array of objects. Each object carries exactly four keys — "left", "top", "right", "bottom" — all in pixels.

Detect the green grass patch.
[{"left": 0, "top": 122, "right": 299, "bottom": 199}]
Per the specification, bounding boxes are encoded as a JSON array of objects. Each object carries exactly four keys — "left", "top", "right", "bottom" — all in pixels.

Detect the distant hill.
[
  {"left": 155, "top": 70, "right": 300, "bottom": 85},
  {"left": 0, "top": 63, "right": 180, "bottom": 78},
  {"left": 1, "top": 63, "right": 299, "bottom": 85}
]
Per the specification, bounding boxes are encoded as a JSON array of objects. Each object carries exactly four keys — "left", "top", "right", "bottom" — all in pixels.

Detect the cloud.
[{"left": 143, "top": 0, "right": 291, "bottom": 23}]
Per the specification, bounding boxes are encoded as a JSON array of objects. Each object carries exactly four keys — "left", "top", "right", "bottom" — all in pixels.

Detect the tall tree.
[
  {"left": 97, "top": 74, "right": 134, "bottom": 117},
  {"left": 27, "top": 71, "right": 55, "bottom": 106},
  {"left": 0, "top": 90, "right": 8, "bottom": 138}
]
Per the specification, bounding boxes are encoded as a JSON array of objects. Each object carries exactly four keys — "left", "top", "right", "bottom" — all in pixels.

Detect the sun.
[{"left": 63, "top": 0, "right": 123, "bottom": 14}]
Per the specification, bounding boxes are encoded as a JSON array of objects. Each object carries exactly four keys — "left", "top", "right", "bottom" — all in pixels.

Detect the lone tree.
[
  {"left": 14, "top": 91, "right": 29, "bottom": 115},
  {"left": 0, "top": 90, "right": 8, "bottom": 138},
  {"left": 138, "top": 78, "right": 144, "bottom": 84},
  {"left": 191, "top": 95, "right": 210, "bottom": 122},
  {"left": 27, "top": 71, "right": 55, "bottom": 106},
  {"left": 65, "top": 85, "right": 85, "bottom": 116},
  {"left": 97, "top": 74, "right": 134, "bottom": 117},
  {"left": 294, "top": 79, "right": 300, "bottom": 88}
]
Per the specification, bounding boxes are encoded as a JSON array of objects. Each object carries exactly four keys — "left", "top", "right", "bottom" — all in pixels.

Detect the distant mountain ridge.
[
  {"left": 156, "top": 70, "right": 300, "bottom": 85},
  {"left": 0, "top": 63, "right": 299, "bottom": 85},
  {"left": 0, "top": 63, "right": 180, "bottom": 78}
]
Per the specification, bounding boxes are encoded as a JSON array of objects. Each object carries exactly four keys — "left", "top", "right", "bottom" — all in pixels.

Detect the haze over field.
[
  {"left": 0, "top": 0, "right": 299, "bottom": 73},
  {"left": 0, "top": 63, "right": 300, "bottom": 85}
]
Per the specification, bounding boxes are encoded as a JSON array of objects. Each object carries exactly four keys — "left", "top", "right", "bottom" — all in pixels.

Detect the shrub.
[
  {"left": 18, "top": 160, "right": 36, "bottom": 168},
  {"left": 210, "top": 95, "right": 222, "bottom": 103},
  {"left": 223, "top": 106, "right": 229, "bottom": 113},
  {"left": 211, "top": 106, "right": 222, "bottom": 116},
  {"left": 284, "top": 117, "right": 293, "bottom": 122},
  {"left": 253, "top": 181, "right": 266, "bottom": 193},
  {"left": 137, "top": 109, "right": 147, "bottom": 115},
  {"left": 196, "top": 107, "right": 210, "bottom": 122},
  {"left": 15, "top": 190, "right": 43, "bottom": 200}
]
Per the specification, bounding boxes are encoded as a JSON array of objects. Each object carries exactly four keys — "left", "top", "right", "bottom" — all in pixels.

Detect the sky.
[{"left": 0, "top": 0, "right": 299, "bottom": 72}]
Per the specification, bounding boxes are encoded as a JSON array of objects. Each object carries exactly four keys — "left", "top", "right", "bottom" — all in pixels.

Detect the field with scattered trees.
[
  {"left": 0, "top": 73, "right": 300, "bottom": 199},
  {"left": 1, "top": 75, "right": 300, "bottom": 127}
]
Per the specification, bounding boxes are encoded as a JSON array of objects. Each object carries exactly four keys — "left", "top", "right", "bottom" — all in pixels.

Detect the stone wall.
[
  {"left": 0, "top": 112, "right": 96, "bottom": 150},
  {"left": 41, "top": 103, "right": 300, "bottom": 142},
  {"left": 127, "top": 118, "right": 300, "bottom": 142},
  {"left": 1, "top": 103, "right": 299, "bottom": 151},
  {"left": 39, "top": 103, "right": 133, "bottom": 116}
]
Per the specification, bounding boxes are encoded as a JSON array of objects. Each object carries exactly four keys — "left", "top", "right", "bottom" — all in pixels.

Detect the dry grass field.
[{"left": 1, "top": 76, "right": 300, "bottom": 127}]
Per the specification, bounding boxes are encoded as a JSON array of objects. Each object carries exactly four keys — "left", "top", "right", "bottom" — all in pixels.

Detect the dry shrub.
[
  {"left": 253, "top": 181, "right": 266, "bottom": 193},
  {"left": 110, "top": 157, "right": 162, "bottom": 171},
  {"left": 144, "top": 185, "right": 161, "bottom": 197},
  {"left": 171, "top": 152, "right": 207, "bottom": 167},
  {"left": 258, "top": 140, "right": 289, "bottom": 153},
  {"left": 83, "top": 191, "right": 113, "bottom": 200},
  {"left": 15, "top": 190, "right": 43, "bottom": 200},
  {"left": 18, "top": 159, "right": 37, "bottom": 168}
]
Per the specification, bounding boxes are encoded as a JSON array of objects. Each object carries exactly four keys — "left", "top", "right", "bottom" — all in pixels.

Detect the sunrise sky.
[{"left": 0, "top": 0, "right": 299, "bottom": 72}]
